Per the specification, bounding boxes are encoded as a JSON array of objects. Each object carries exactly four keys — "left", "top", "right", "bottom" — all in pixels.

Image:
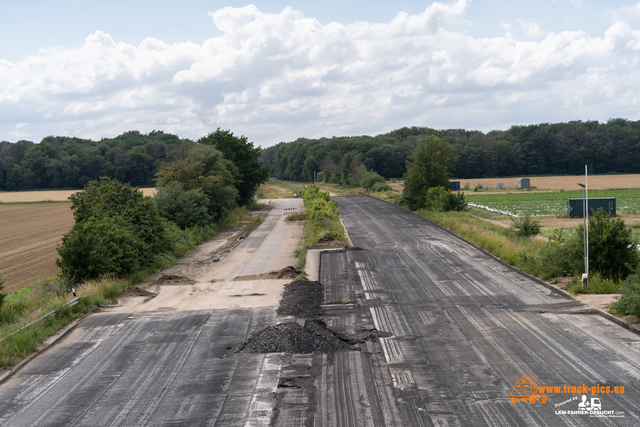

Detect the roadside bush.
[
  {"left": 305, "top": 198, "right": 337, "bottom": 221},
  {"left": 57, "top": 177, "right": 170, "bottom": 283},
  {"left": 570, "top": 273, "right": 620, "bottom": 295},
  {"left": 521, "top": 241, "right": 574, "bottom": 280},
  {"left": 302, "top": 185, "right": 331, "bottom": 203},
  {"left": 57, "top": 216, "right": 142, "bottom": 282},
  {"left": 583, "top": 210, "right": 639, "bottom": 280},
  {"left": 610, "top": 272, "right": 640, "bottom": 316},
  {"left": 511, "top": 214, "right": 541, "bottom": 237},
  {"left": 522, "top": 210, "right": 639, "bottom": 283},
  {"left": 371, "top": 181, "right": 392, "bottom": 192},
  {"left": 155, "top": 181, "right": 212, "bottom": 229},
  {"left": 360, "top": 171, "right": 386, "bottom": 190},
  {"left": 423, "top": 186, "right": 468, "bottom": 212}
]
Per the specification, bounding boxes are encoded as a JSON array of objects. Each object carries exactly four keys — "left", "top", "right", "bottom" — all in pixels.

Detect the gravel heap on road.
[
  {"left": 239, "top": 320, "right": 353, "bottom": 354},
  {"left": 277, "top": 280, "right": 323, "bottom": 317}
]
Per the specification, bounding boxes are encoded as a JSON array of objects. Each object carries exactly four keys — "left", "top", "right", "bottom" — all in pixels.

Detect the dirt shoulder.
[{"left": 108, "top": 198, "right": 305, "bottom": 314}]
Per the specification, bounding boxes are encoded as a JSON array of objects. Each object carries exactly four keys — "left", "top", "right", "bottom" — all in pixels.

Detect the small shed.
[
  {"left": 517, "top": 178, "right": 530, "bottom": 189},
  {"left": 450, "top": 181, "right": 461, "bottom": 191},
  {"left": 567, "top": 198, "right": 616, "bottom": 217},
  {"left": 497, "top": 182, "right": 504, "bottom": 189}
]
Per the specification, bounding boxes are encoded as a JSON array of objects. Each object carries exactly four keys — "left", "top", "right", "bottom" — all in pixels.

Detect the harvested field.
[
  {"left": 458, "top": 174, "right": 640, "bottom": 192},
  {"left": 0, "top": 203, "right": 75, "bottom": 292},
  {"left": 390, "top": 175, "right": 640, "bottom": 192},
  {"left": 0, "top": 188, "right": 156, "bottom": 203}
]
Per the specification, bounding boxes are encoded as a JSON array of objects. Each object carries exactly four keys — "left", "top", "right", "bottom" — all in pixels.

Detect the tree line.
[
  {"left": 57, "top": 128, "right": 269, "bottom": 283},
  {"left": 260, "top": 118, "right": 640, "bottom": 181},
  {"left": 0, "top": 130, "right": 194, "bottom": 191}
]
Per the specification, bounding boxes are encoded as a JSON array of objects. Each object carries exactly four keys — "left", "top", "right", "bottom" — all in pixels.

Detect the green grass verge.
[{"left": 296, "top": 186, "right": 349, "bottom": 272}]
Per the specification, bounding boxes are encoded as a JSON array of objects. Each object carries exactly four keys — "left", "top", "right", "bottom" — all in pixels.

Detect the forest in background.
[
  {"left": 260, "top": 118, "right": 640, "bottom": 183},
  {"left": 0, "top": 131, "right": 194, "bottom": 191},
  {"left": 3, "top": 118, "right": 640, "bottom": 192}
]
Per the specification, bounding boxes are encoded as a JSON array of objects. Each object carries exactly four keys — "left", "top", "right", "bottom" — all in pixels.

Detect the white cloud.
[
  {"left": 2, "top": 0, "right": 640, "bottom": 145},
  {"left": 609, "top": 3, "right": 640, "bottom": 22},
  {"left": 518, "top": 19, "right": 545, "bottom": 37}
]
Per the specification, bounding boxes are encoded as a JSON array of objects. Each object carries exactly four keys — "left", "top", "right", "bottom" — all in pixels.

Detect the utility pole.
[{"left": 577, "top": 165, "right": 589, "bottom": 288}]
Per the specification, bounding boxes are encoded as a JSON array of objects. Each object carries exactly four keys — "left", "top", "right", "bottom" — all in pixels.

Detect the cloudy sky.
[{"left": 2, "top": 0, "right": 640, "bottom": 147}]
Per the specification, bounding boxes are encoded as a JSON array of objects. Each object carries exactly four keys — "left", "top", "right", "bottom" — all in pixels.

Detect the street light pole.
[
  {"left": 586, "top": 165, "right": 588, "bottom": 286},
  {"left": 577, "top": 165, "right": 589, "bottom": 289}
]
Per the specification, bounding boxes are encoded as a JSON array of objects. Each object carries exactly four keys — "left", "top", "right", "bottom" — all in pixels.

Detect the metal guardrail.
[{"left": 0, "top": 297, "right": 81, "bottom": 344}]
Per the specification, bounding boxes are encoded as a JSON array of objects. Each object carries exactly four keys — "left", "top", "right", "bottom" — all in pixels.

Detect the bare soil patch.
[
  {"left": 0, "top": 203, "right": 75, "bottom": 292},
  {"left": 156, "top": 274, "right": 196, "bottom": 286},
  {"left": 233, "top": 266, "right": 300, "bottom": 281},
  {"left": 121, "top": 286, "right": 157, "bottom": 303},
  {"left": 307, "top": 235, "right": 345, "bottom": 250}
]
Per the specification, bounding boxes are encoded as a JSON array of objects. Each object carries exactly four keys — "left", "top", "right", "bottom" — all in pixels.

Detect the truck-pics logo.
[
  {"left": 509, "top": 372, "right": 547, "bottom": 404},
  {"left": 508, "top": 372, "right": 626, "bottom": 418}
]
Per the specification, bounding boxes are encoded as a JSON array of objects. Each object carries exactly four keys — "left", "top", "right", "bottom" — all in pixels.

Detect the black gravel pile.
[
  {"left": 277, "top": 280, "right": 323, "bottom": 317},
  {"left": 239, "top": 320, "right": 352, "bottom": 354}
]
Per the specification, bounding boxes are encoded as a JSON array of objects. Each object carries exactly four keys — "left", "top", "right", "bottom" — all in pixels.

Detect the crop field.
[
  {"left": 457, "top": 174, "right": 640, "bottom": 191},
  {"left": 466, "top": 189, "right": 640, "bottom": 216},
  {"left": 0, "top": 188, "right": 156, "bottom": 203},
  {"left": 0, "top": 203, "right": 75, "bottom": 293}
]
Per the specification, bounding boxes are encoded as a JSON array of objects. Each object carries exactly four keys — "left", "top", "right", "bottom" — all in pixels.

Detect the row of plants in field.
[{"left": 466, "top": 189, "right": 640, "bottom": 216}]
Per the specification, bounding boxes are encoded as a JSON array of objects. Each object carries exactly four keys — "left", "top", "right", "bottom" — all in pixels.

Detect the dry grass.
[
  {"left": 0, "top": 187, "right": 157, "bottom": 203},
  {"left": 259, "top": 183, "right": 297, "bottom": 198}
]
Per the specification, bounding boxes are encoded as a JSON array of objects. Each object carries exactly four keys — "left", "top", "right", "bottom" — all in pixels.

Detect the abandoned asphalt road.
[
  {"left": 1, "top": 195, "right": 640, "bottom": 426},
  {"left": 317, "top": 195, "right": 640, "bottom": 426}
]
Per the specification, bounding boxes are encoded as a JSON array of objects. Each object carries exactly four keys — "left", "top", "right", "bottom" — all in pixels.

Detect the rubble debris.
[
  {"left": 233, "top": 266, "right": 301, "bottom": 281},
  {"left": 277, "top": 281, "right": 323, "bottom": 317},
  {"left": 157, "top": 274, "right": 196, "bottom": 286},
  {"left": 238, "top": 320, "right": 353, "bottom": 354},
  {"left": 307, "top": 235, "right": 345, "bottom": 250},
  {"left": 121, "top": 286, "right": 157, "bottom": 303}
]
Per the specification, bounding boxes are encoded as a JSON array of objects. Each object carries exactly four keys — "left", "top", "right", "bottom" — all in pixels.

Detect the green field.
[{"left": 465, "top": 189, "right": 640, "bottom": 216}]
